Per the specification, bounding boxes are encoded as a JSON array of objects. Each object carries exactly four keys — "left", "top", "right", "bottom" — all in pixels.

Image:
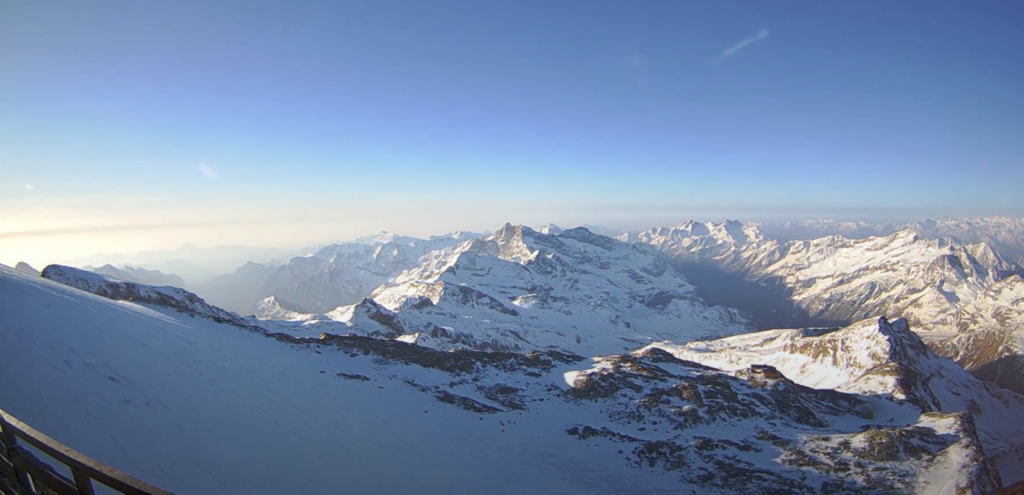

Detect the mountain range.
[
  {"left": 257, "top": 224, "right": 754, "bottom": 355},
  {"left": 9, "top": 217, "right": 1024, "bottom": 492},
  {"left": 3, "top": 263, "right": 1020, "bottom": 493},
  {"left": 620, "top": 220, "right": 1024, "bottom": 395},
  {"left": 753, "top": 217, "right": 1024, "bottom": 261},
  {"left": 63, "top": 243, "right": 304, "bottom": 285},
  {"left": 193, "top": 231, "right": 478, "bottom": 315},
  {"left": 32, "top": 216, "right": 1024, "bottom": 398}
]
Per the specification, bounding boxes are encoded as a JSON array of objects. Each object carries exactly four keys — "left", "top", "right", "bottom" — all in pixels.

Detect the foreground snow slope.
[{"left": 3, "top": 266, "right": 1018, "bottom": 493}]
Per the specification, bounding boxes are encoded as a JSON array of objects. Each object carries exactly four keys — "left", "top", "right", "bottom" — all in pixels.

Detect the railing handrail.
[
  {"left": 0, "top": 407, "right": 175, "bottom": 495},
  {"left": 2, "top": 405, "right": 1022, "bottom": 495}
]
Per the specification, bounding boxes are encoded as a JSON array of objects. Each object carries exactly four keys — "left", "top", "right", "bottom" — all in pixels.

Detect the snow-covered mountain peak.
[
  {"left": 643, "top": 317, "right": 932, "bottom": 400},
  {"left": 354, "top": 230, "right": 404, "bottom": 245},
  {"left": 556, "top": 226, "right": 620, "bottom": 250},
  {"left": 254, "top": 294, "right": 314, "bottom": 321},
  {"left": 428, "top": 230, "right": 479, "bottom": 242},
  {"left": 622, "top": 220, "right": 766, "bottom": 252},
  {"left": 534, "top": 223, "right": 563, "bottom": 235},
  {"left": 354, "top": 224, "right": 757, "bottom": 353},
  {"left": 479, "top": 223, "right": 543, "bottom": 264}
]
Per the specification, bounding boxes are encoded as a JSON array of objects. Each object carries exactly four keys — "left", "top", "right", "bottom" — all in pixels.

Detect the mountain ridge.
[{"left": 626, "top": 220, "right": 1024, "bottom": 395}]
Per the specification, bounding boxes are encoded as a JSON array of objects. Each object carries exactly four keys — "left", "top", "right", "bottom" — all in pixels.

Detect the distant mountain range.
[
  {"left": 623, "top": 220, "right": 1024, "bottom": 395},
  {"left": 45, "top": 216, "right": 1024, "bottom": 398},
  {"left": 290, "top": 224, "right": 754, "bottom": 354},
  {"left": 754, "top": 216, "right": 1024, "bottom": 260},
  {"left": 63, "top": 243, "right": 304, "bottom": 284},
  {"left": 193, "top": 231, "right": 479, "bottom": 315}
]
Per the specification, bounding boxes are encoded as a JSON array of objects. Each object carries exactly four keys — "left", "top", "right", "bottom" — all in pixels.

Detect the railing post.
[
  {"left": 71, "top": 466, "right": 96, "bottom": 495},
  {"left": 0, "top": 415, "right": 32, "bottom": 490}
]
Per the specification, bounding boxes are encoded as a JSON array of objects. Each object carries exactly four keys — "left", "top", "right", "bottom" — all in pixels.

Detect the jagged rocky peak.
[
  {"left": 534, "top": 223, "right": 563, "bottom": 235},
  {"left": 354, "top": 230, "right": 404, "bottom": 245},
  {"left": 624, "top": 220, "right": 765, "bottom": 249},
  {"left": 255, "top": 294, "right": 313, "bottom": 321},
  {"left": 14, "top": 261, "right": 39, "bottom": 276},
  {"left": 557, "top": 226, "right": 619, "bottom": 250},
  {"left": 675, "top": 219, "right": 710, "bottom": 236},
  {"left": 461, "top": 223, "right": 541, "bottom": 264},
  {"left": 351, "top": 222, "right": 756, "bottom": 354},
  {"left": 627, "top": 223, "right": 1024, "bottom": 392}
]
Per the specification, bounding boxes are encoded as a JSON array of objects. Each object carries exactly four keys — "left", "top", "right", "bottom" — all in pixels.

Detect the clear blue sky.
[{"left": 1, "top": 1, "right": 1023, "bottom": 261}]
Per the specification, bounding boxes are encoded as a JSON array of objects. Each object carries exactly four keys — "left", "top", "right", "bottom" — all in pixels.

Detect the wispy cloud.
[
  {"left": 715, "top": 29, "right": 770, "bottom": 63},
  {"left": 200, "top": 162, "right": 218, "bottom": 179},
  {"left": 24, "top": 184, "right": 35, "bottom": 191}
]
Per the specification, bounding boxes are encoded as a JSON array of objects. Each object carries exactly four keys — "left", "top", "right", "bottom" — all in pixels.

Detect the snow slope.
[{"left": 1, "top": 265, "right": 1011, "bottom": 494}]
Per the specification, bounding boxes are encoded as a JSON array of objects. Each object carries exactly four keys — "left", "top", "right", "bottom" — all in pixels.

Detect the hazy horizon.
[
  {"left": 3, "top": 1, "right": 1023, "bottom": 269},
  {"left": 6, "top": 213, "right": 1024, "bottom": 271}
]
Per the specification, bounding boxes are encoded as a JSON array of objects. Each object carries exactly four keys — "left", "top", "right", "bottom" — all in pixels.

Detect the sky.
[{"left": 2, "top": 0, "right": 1023, "bottom": 266}]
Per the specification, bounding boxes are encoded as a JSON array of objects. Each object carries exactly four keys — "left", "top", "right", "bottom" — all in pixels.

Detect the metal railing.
[
  {"left": 2, "top": 405, "right": 1022, "bottom": 495},
  {"left": 993, "top": 480, "right": 1024, "bottom": 495},
  {"left": 0, "top": 408, "right": 175, "bottom": 495}
]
